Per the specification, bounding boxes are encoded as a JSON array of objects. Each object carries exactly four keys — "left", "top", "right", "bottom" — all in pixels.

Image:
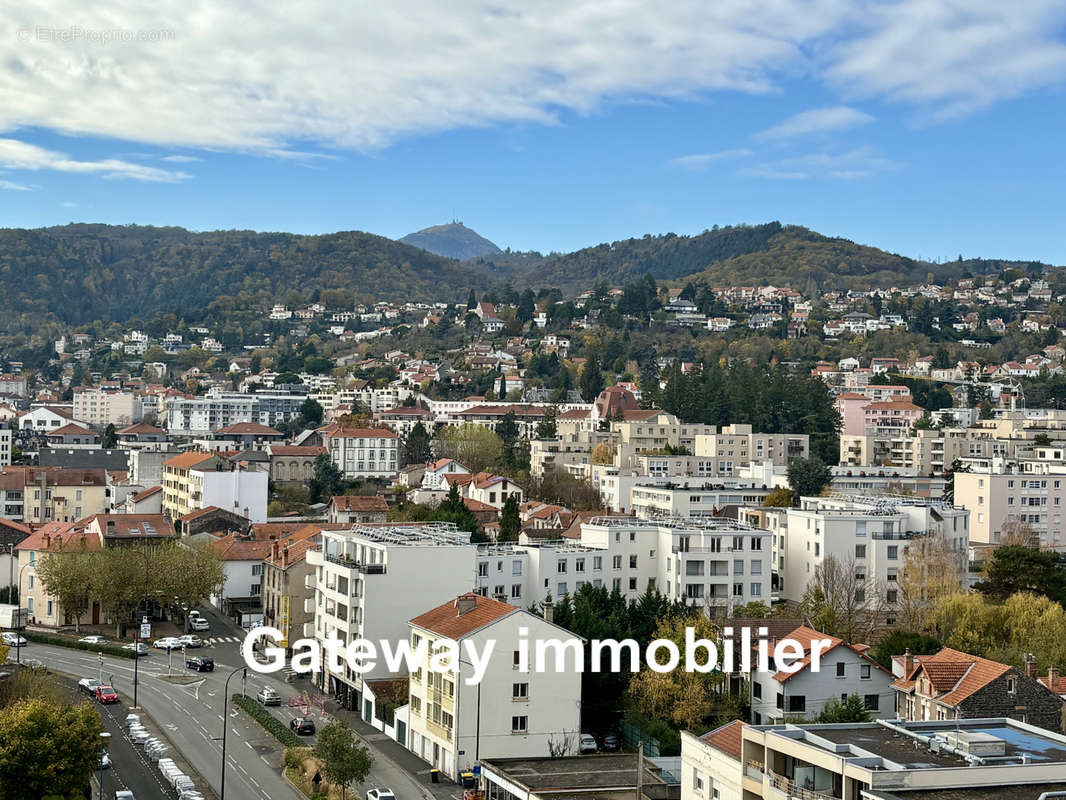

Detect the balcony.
[
  {"left": 426, "top": 718, "right": 452, "bottom": 742},
  {"left": 767, "top": 770, "right": 839, "bottom": 800}
]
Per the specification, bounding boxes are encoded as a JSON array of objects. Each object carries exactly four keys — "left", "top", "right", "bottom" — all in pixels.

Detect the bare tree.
[
  {"left": 897, "top": 532, "right": 968, "bottom": 632},
  {"left": 547, "top": 730, "right": 577, "bottom": 757},
  {"left": 999, "top": 519, "right": 1040, "bottom": 548},
  {"left": 800, "top": 555, "right": 884, "bottom": 643}
]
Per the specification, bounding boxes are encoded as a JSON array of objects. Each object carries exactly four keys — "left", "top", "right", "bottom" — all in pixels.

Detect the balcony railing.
[{"left": 767, "top": 770, "right": 839, "bottom": 800}]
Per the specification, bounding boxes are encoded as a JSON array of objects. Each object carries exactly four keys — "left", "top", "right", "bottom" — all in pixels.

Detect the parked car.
[
  {"left": 122, "top": 642, "right": 150, "bottom": 656},
  {"left": 79, "top": 635, "right": 107, "bottom": 645},
  {"left": 189, "top": 618, "right": 210, "bottom": 632},
  {"left": 290, "top": 717, "right": 316, "bottom": 735},
  {"left": 256, "top": 687, "right": 281, "bottom": 706},
  {"left": 115, "top": 792, "right": 135, "bottom": 800},
  {"left": 177, "top": 634, "right": 202, "bottom": 648},
  {"left": 579, "top": 733, "right": 598, "bottom": 753},
  {"left": 367, "top": 789, "right": 396, "bottom": 800},
  {"left": 95, "top": 685, "right": 119, "bottom": 704},
  {"left": 600, "top": 731, "right": 620, "bottom": 751},
  {"left": 188, "top": 610, "right": 202, "bottom": 620},
  {"left": 186, "top": 656, "right": 214, "bottom": 672},
  {"left": 153, "top": 637, "right": 181, "bottom": 650},
  {"left": 78, "top": 677, "right": 103, "bottom": 694},
  {"left": 1, "top": 632, "right": 26, "bottom": 647}
]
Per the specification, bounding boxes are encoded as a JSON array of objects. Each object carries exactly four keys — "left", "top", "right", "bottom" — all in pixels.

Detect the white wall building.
[{"left": 407, "top": 594, "right": 582, "bottom": 779}]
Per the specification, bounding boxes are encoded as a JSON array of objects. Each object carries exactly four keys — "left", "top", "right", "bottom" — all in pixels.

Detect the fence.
[{"left": 620, "top": 719, "right": 660, "bottom": 757}]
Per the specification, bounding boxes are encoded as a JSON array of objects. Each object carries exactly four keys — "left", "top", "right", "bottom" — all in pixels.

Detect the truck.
[{"left": 0, "top": 605, "right": 29, "bottom": 630}]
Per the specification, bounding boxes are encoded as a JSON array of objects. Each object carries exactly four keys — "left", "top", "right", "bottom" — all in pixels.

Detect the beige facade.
[{"left": 73, "top": 388, "right": 137, "bottom": 429}]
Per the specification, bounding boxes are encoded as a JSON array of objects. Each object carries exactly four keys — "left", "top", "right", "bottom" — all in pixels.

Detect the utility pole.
[{"left": 636, "top": 741, "right": 643, "bottom": 800}]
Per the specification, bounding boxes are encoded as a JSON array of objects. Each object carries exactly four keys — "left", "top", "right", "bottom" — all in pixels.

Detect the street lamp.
[
  {"left": 219, "top": 666, "right": 246, "bottom": 800},
  {"left": 15, "top": 561, "right": 32, "bottom": 665},
  {"left": 97, "top": 731, "right": 111, "bottom": 800}
]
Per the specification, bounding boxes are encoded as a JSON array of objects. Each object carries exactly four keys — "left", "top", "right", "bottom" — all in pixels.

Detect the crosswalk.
[{"left": 204, "top": 636, "right": 243, "bottom": 645}]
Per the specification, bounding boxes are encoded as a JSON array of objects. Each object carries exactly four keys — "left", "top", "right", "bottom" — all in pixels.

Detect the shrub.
[
  {"left": 24, "top": 632, "right": 136, "bottom": 659},
  {"left": 284, "top": 746, "right": 312, "bottom": 771},
  {"left": 232, "top": 694, "right": 300, "bottom": 747}
]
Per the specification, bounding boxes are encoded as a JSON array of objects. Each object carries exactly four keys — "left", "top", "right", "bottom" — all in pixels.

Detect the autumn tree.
[
  {"left": 626, "top": 612, "right": 728, "bottom": 730},
  {"left": 896, "top": 533, "right": 967, "bottom": 632},
  {"left": 762, "top": 488, "right": 794, "bottom": 508},
  {"left": 314, "top": 720, "right": 372, "bottom": 800},
  {"left": 34, "top": 545, "right": 96, "bottom": 632},
  {"left": 159, "top": 542, "right": 225, "bottom": 632},
  {"left": 434, "top": 424, "right": 505, "bottom": 474},
  {"left": 590, "top": 442, "right": 614, "bottom": 465}
]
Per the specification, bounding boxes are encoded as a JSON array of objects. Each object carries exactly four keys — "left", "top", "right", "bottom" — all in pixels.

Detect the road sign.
[{"left": 140, "top": 622, "right": 151, "bottom": 638}]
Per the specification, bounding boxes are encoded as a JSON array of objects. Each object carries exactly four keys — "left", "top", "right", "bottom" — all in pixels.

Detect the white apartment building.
[
  {"left": 306, "top": 524, "right": 479, "bottom": 709},
  {"left": 476, "top": 516, "right": 772, "bottom": 616},
  {"left": 165, "top": 389, "right": 308, "bottom": 435},
  {"left": 629, "top": 481, "right": 774, "bottom": 519},
  {"left": 0, "top": 428, "right": 10, "bottom": 467},
  {"left": 322, "top": 426, "right": 400, "bottom": 480},
  {"left": 407, "top": 594, "right": 582, "bottom": 779},
  {"left": 766, "top": 494, "right": 969, "bottom": 616}
]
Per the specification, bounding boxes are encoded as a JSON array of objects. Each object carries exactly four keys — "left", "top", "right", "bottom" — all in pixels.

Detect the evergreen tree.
[
  {"left": 498, "top": 494, "right": 520, "bottom": 541},
  {"left": 402, "top": 421, "right": 432, "bottom": 466},
  {"left": 309, "top": 453, "right": 343, "bottom": 504},
  {"left": 467, "top": 289, "right": 477, "bottom": 310},
  {"left": 102, "top": 423, "right": 117, "bottom": 448}
]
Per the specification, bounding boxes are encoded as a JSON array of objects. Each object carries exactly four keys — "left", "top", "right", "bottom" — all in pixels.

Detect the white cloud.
[
  {"left": 669, "top": 149, "right": 752, "bottom": 170},
  {"left": 0, "top": 139, "right": 190, "bottom": 182},
  {"left": 755, "top": 106, "right": 874, "bottom": 141},
  {"left": 160, "top": 154, "right": 201, "bottom": 163},
  {"left": 739, "top": 147, "right": 899, "bottom": 180},
  {"left": 0, "top": 179, "right": 30, "bottom": 190},
  {"left": 60, "top": 200, "right": 78, "bottom": 206},
  {"left": 0, "top": 1, "right": 1061, "bottom": 156}
]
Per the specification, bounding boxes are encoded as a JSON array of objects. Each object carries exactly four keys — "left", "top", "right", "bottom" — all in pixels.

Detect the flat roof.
[
  {"left": 482, "top": 754, "right": 669, "bottom": 792},
  {"left": 870, "top": 784, "right": 1066, "bottom": 800}
]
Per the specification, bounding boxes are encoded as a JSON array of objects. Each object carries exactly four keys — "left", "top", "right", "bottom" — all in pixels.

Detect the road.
[{"left": 23, "top": 618, "right": 436, "bottom": 800}]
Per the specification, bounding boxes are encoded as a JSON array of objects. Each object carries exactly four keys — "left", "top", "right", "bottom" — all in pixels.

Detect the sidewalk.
[{"left": 328, "top": 703, "right": 462, "bottom": 800}]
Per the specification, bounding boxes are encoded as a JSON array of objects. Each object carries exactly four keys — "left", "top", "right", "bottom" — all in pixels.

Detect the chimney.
[
  {"left": 903, "top": 648, "right": 915, "bottom": 677},
  {"left": 455, "top": 594, "right": 477, "bottom": 616},
  {"left": 1050, "top": 666, "right": 1061, "bottom": 687},
  {"left": 42, "top": 533, "right": 51, "bottom": 549},
  {"left": 282, "top": 546, "right": 289, "bottom": 567},
  {"left": 543, "top": 598, "right": 554, "bottom": 624},
  {"left": 271, "top": 541, "right": 280, "bottom": 561},
  {"left": 1026, "top": 657, "right": 1037, "bottom": 678}
]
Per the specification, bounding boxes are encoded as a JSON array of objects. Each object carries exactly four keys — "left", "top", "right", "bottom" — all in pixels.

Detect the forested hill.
[
  {"left": 0, "top": 224, "right": 488, "bottom": 328},
  {"left": 511, "top": 223, "right": 1056, "bottom": 293}
]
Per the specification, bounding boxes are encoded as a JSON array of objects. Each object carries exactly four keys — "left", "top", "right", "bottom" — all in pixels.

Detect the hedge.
[
  {"left": 25, "top": 632, "right": 137, "bottom": 659},
  {"left": 232, "top": 693, "right": 301, "bottom": 747}
]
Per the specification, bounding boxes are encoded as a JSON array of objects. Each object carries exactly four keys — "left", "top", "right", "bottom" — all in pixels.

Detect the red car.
[{"left": 95, "top": 685, "right": 119, "bottom": 704}]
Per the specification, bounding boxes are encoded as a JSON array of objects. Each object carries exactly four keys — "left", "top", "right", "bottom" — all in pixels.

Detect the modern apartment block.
[
  {"left": 747, "top": 494, "right": 970, "bottom": 617},
  {"left": 306, "top": 523, "right": 479, "bottom": 709},
  {"left": 165, "top": 388, "right": 307, "bottom": 435},
  {"left": 629, "top": 481, "right": 774, "bottom": 518},
  {"left": 406, "top": 594, "right": 581, "bottom": 779},
  {"left": 161, "top": 452, "right": 268, "bottom": 523},
  {"left": 682, "top": 717, "right": 1066, "bottom": 800},
  {"left": 475, "top": 516, "right": 772, "bottom": 615},
  {"left": 72, "top": 387, "right": 140, "bottom": 428}
]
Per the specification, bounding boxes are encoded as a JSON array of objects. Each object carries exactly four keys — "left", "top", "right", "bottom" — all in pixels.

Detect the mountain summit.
[{"left": 400, "top": 221, "right": 501, "bottom": 261}]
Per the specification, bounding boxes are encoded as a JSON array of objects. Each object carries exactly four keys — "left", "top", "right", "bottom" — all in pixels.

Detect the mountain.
[
  {"left": 400, "top": 222, "right": 501, "bottom": 261},
  {"left": 0, "top": 224, "right": 488, "bottom": 330},
  {"left": 514, "top": 223, "right": 1057, "bottom": 293}
]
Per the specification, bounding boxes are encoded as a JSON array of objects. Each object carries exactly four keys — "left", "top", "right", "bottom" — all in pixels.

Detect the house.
[
  {"left": 44, "top": 423, "right": 100, "bottom": 447},
  {"left": 213, "top": 422, "right": 286, "bottom": 450},
  {"left": 681, "top": 720, "right": 745, "bottom": 800},
  {"left": 124, "top": 485, "right": 163, "bottom": 514},
  {"left": 116, "top": 422, "right": 169, "bottom": 446},
  {"left": 749, "top": 625, "right": 894, "bottom": 724},
  {"left": 261, "top": 525, "right": 327, "bottom": 651},
  {"left": 376, "top": 405, "right": 433, "bottom": 437},
  {"left": 892, "top": 648, "right": 1065, "bottom": 733},
  {"left": 327, "top": 494, "right": 388, "bottom": 524},
  {"left": 464, "top": 473, "right": 524, "bottom": 511},
  {"left": 267, "top": 445, "right": 326, "bottom": 485},
  {"left": 420, "top": 458, "right": 471, "bottom": 490},
  {"left": 17, "top": 405, "right": 75, "bottom": 432},
  {"left": 406, "top": 594, "right": 582, "bottom": 778},
  {"left": 208, "top": 531, "right": 274, "bottom": 617},
  {"left": 320, "top": 424, "right": 400, "bottom": 481}
]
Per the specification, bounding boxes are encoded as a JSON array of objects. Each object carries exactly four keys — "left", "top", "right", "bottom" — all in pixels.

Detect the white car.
[
  {"left": 177, "top": 634, "right": 202, "bottom": 648},
  {"left": 79, "top": 635, "right": 107, "bottom": 645},
  {"left": 367, "top": 789, "right": 396, "bottom": 800},
  {"left": 1, "top": 632, "right": 27, "bottom": 647},
  {"left": 79, "top": 678, "right": 103, "bottom": 694},
  {"left": 189, "top": 618, "right": 210, "bottom": 632},
  {"left": 123, "top": 642, "right": 149, "bottom": 656},
  {"left": 115, "top": 792, "right": 135, "bottom": 800},
  {"left": 579, "top": 733, "right": 598, "bottom": 753},
  {"left": 153, "top": 637, "right": 182, "bottom": 650}
]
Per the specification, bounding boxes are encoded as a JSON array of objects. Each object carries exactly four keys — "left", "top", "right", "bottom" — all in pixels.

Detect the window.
[
  {"left": 557, "top": 583, "right": 567, "bottom": 597},
  {"left": 511, "top": 585, "right": 521, "bottom": 599},
  {"left": 513, "top": 650, "right": 521, "bottom": 668},
  {"left": 837, "top": 663, "right": 846, "bottom": 677},
  {"left": 511, "top": 715, "right": 528, "bottom": 733},
  {"left": 252, "top": 564, "right": 262, "bottom": 576},
  {"left": 861, "top": 664, "right": 871, "bottom": 679},
  {"left": 629, "top": 578, "right": 637, "bottom": 591},
  {"left": 855, "top": 544, "right": 867, "bottom": 559},
  {"left": 512, "top": 560, "right": 522, "bottom": 575},
  {"left": 750, "top": 583, "right": 761, "bottom": 596},
  {"left": 787, "top": 695, "right": 806, "bottom": 713},
  {"left": 751, "top": 560, "right": 762, "bottom": 576},
  {"left": 629, "top": 554, "right": 637, "bottom": 569},
  {"left": 513, "top": 682, "right": 528, "bottom": 700},
  {"left": 557, "top": 560, "right": 567, "bottom": 573},
  {"left": 686, "top": 561, "right": 704, "bottom": 576},
  {"left": 575, "top": 558, "right": 585, "bottom": 572},
  {"left": 732, "top": 583, "right": 743, "bottom": 597},
  {"left": 612, "top": 555, "right": 622, "bottom": 569},
  {"left": 887, "top": 545, "right": 898, "bottom": 560},
  {"left": 593, "top": 556, "right": 602, "bottom": 571},
  {"left": 864, "top": 694, "right": 880, "bottom": 711},
  {"left": 1007, "top": 677, "right": 1017, "bottom": 694},
  {"left": 776, "top": 692, "right": 783, "bottom": 710},
  {"left": 733, "top": 559, "right": 744, "bottom": 575},
  {"left": 753, "top": 682, "right": 762, "bottom": 698}
]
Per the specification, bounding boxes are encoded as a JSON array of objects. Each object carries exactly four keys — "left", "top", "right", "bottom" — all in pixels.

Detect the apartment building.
[
  {"left": 683, "top": 717, "right": 1066, "bottom": 800},
  {"left": 72, "top": 387, "right": 140, "bottom": 428},
  {"left": 165, "top": 388, "right": 307, "bottom": 435},
  {"left": 306, "top": 523, "right": 478, "bottom": 709},
  {"left": 476, "top": 516, "right": 772, "bottom": 615},
  {"left": 0, "top": 466, "right": 110, "bottom": 523},
  {"left": 765, "top": 494, "right": 970, "bottom": 617},
  {"left": 0, "top": 428, "right": 10, "bottom": 467},
  {"left": 161, "top": 452, "right": 268, "bottom": 523},
  {"left": 406, "top": 594, "right": 582, "bottom": 779},
  {"left": 954, "top": 453, "right": 1066, "bottom": 549},
  {"left": 629, "top": 481, "right": 774, "bottom": 519},
  {"left": 321, "top": 425, "right": 400, "bottom": 481}
]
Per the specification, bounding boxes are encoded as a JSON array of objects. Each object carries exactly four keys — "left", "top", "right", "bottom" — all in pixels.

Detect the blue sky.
[{"left": 1, "top": 1, "right": 1065, "bottom": 263}]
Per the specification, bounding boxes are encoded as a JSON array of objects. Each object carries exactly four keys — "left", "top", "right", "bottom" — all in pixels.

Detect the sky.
[{"left": 1, "top": 1, "right": 1065, "bottom": 263}]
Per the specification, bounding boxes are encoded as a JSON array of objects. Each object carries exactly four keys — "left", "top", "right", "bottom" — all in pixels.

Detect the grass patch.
[
  {"left": 24, "top": 632, "right": 136, "bottom": 659},
  {"left": 232, "top": 693, "right": 300, "bottom": 747}
]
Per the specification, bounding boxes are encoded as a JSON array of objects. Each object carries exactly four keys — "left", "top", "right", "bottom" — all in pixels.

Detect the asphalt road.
[{"left": 22, "top": 621, "right": 436, "bottom": 800}]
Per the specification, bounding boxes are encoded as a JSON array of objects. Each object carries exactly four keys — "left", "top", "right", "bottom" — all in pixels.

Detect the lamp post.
[
  {"left": 97, "top": 731, "right": 111, "bottom": 800},
  {"left": 15, "top": 561, "right": 32, "bottom": 665},
  {"left": 220, "top": 666, "right": 246, "bottom": 800}
]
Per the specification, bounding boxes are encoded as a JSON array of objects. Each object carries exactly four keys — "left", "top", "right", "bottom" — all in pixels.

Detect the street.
[{"left": 18, "top": 613, "right": 442, "bottom": 800}]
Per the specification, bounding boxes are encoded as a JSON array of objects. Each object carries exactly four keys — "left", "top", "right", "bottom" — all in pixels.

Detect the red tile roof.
[
  {"left": 463, "top": 497, "right": 498, "bottom": 513},
  {"left": 320, "top": 425, "right": 398, "bottom": 439},
  {"left": 331, "top": 495, "right": 389, "bottom": 513},
  {"left": 117, "top": 422, "right": 166, "bottom": 436},
  {"left": 212, "top": 533, "right": 276, "bottom": 561},
  {"left": 216, "top": 422, "right": 283, "bottom": 435},
  {"left": 892, "top": 648, "right": 1013, "bottom": 706},
  {"left": 130, "top": 485, "right": 163, "bottom": 502},
  {"left": 47, "top": 423, "right": 98, "bottom": 438},
  {"left": 772, "top": 625, "right": 887, "bottom": 683},
  {"left": 164, "top": 451, "right": 217, "bottom": 469},
  {"left": 700, "top": 720, "right": 745, "bottom": 760},
  {"left": 16, "top": 522, "right": 99, "bottom": 553},
  {"left": 410, "top": 593, "right": 518, "bottom": 639}
]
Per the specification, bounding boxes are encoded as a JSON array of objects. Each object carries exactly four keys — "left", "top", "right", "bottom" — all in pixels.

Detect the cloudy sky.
[{"left": 1, "top": 1, "right": 1065, "bottom": 261}]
